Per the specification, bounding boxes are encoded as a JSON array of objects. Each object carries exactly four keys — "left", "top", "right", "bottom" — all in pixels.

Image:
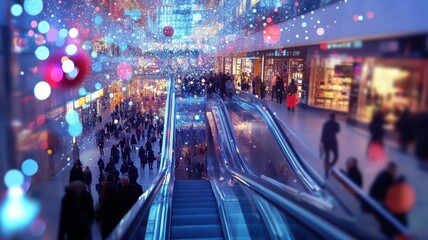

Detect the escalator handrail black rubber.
[{"left": 108, "top": 75, "right": 176, "bottom": 240}]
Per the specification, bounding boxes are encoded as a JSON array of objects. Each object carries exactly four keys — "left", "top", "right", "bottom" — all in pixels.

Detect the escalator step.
[
  {"left": 171, "top": 214, "right": 221, "bottom": 226},
  {"left": 173, "top": 197, "right": 216, "bottom": 203},
  {"left": 173, "top": 202, "right": 217, "bottom": 209},
  {"left": 171, "top": 225, "right": 223, "bottom": 239},
  {"left": 173, "top": 238, "right": 223, "bottom": 240},
  {"left": 173, "top": 208, "right": 219, "bottom": 215}
]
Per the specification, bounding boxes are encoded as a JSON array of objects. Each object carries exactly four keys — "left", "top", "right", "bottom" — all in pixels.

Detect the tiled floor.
[{"left": 265, "top": 100, "right": 428, "bottom": 238}]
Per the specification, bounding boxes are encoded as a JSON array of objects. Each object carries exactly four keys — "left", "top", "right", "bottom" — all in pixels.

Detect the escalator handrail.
[
  {"left": 331, "top": 168, "right": 411, "bottom": 237},
  {"left": 209, "top": 93, "right": 252, "bottom": 174},
  {"left": 231, "top": 90, "right": 323, "bottom": 194},
  {"left": 208, "top": 103, "right": 356, "bottom": 239},
  {"left": 232, "top": 90, "right": 411, "bottom": 237},
  {"left": 107, "top": 75, "right": 176, "bottom": 240}
]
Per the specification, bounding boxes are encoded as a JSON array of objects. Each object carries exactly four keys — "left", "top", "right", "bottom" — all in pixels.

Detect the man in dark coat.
[
  {"left": 346, "top": 157, "right": 362, "bottom": 188},
  {"left": 139, "top": 146, "right": 147, "bottom": 169},
  {"left": 69, "top": 160, "right": 85, "bottom": 183},
  {"left": 320, "top": 113, "right": 340, "bottom": 178},
  {"left": 369, "top": 162, "right": 397, "bottom": 203},
  {"left": 147, "top": 149, "right": 155, "bottom": 170},
  {"left": 97, "top": 174, "right": 119, "bottom": 239},
  {"left": 58, "top": 181, "right": 95, "bottom": 240}
]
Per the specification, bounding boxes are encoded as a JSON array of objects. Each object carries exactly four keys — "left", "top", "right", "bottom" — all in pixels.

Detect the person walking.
[
  {"left": 275, "top": 76, "right": 285, "bottom": 104},
  {"left": 58, "top": 181, "right": 95, "bottom": 240},
  {"left": 226, "top": 76, "right": 234, "bottom": 100},
  {"left": 320, "top": 113, "right": 340, "bottom": 178},
  {"left": 69, "top": 160, "right": 85, "bottom": 183},
  {"left": 131, "top": 134, "right": 137, "bottom": 152},
  {"left": 369, "top": 162, "right": 397, "bottom": 204},
  {"left": 345, "top": 157, "right": 362, "bottom": 188},
  {"left": 270, "top": 73, "right": 277, "bottom": 101},
  {"left": 148, "top": 149, "right": 155, "bottom": 170},
  {"left": 139, "top": 146, "right": 147, "bottom": 169},
  {"left": 285, "top": 79, "right": 298, "bottom": 112},
  {"left": 395, "top": 108, "right": 413, "bottom": 153}
]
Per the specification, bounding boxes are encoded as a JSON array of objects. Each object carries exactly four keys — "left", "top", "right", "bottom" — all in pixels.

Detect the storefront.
[
  {"left": 307, "top": 35, "right": 428, "bottom": 127},
  {"left": 262, "top": 47, "right": 307, "bottom": 99}
]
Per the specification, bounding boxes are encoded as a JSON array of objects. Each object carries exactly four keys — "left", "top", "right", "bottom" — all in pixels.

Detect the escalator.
[
  {"left": 216, "top": 90, "right": 411, "bottom": 239},
  {"left": 108, "top": 75, "right": 406, "bottom": 240},
  {"left": 171, "top": 180, "right": 222, "bottom": 239}
]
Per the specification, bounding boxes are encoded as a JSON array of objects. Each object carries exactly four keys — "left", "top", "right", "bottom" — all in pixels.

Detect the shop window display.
[
  {"left": 289, "top": 59, "right": 305, "bottom": 98},
  {"left": 356, "top": 58, "right": 425, "bottom": 129},
  {"left": 310, "top": 57, "right": 353, "bottom": 112}
]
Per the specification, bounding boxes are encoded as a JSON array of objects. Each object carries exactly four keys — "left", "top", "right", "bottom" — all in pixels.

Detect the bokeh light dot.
[
  {"left": 21, "top": 159, "right": 38, "bottom": 176},
  {"left": 67, "top": 68, "right": 79, "bottom": 79},
  {"left": 50, "top": 67, "right": 63, "bottom": 82},
  {"left": 95, "top": 83, "right": 102, "bottom": 90},
  {"left": 34, "top": 46, "right": 49, "bottom": 60},
  {"left": 28, "top": 30, "right": 34, "bottom": 37},
  {"left": 30, "top": 219, "right": 46, "bottom": 237},
  {"left": 34, "top": 81, "right": 51, "bottom": 100},
  {"left": 68, "top": 122, "right": 83, "bottom": 137},
  {"left": 58, "top": 28, "right": 68, "bottom": 38},
  {"left": 37, "top": 20, "right": 50, "bottom": 34},
  {"left": 65, "top": 110, "right": 80, "bottom": 125},
  {"left": 62, "top": 60, "right": 75, "bottom": 73},
  {"left": 94, "top": 15, "right": 103, "bottom": 25},
  {"left": 65, "top": 44, "right": 77, "bottom": 56},
  {"left": 24, "top": 0, "right": 43, "bottom": 16},
  {"left": 4, "top": 169, "right": 24, "bottom": 188},
  {"left": 78, "top": 88, "right": 86, "bottom": 96},
  {"left": 11, "top": 4, "right": 23, "bottom": 17},
  {"left": 46, "top": 28, "right": 58, "bottom": 42},
  {"left": 69, "top": 28, "right": 78, "bottom": 38},
  {"left": 55, "top": 37, "right": 65, "bottom": 47},
  {"left": 302, "top": 22, "right": 307, "bottom": 27},
  {"left": 109, "top": 93, "right": 114, "bottom": 98},
  {"left": 31, "top": 20, "right": 38, "bottom": 28},
  {"left": 317, "top": 27, "right": 325, "bottom": 36}
]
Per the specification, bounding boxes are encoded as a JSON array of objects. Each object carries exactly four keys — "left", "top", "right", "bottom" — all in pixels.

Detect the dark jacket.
[
  {"left": 347, "top": 166, "right": 362, "bottom": 188},
  {"left": 286, "top": 82, "right": 298, "bottom": 95},
  {"left": 321, "top": 120, "right": 340, "bottom": 149},
  {"left": 148, "top": 150, "right": 155, "bottom": 163},
  {"left": 69, "top": 166, "right": 85, "bottom": 183},
  {"left": 58, "top": 181, "right": 94, "bottom": 240},
  {"left": 369, "top": 170, "right": 394, "bottom": 203},
  {"left": 139, "top": 148, "right": 147, "bottom": 164}
]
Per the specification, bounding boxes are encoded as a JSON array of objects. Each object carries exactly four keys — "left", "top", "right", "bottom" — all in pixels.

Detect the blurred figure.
[
  {"left": 116, "top": 176, "right": 136, "bottom": 220},
  {"left": 320, "top": 113, "right": 340, "bottom": 178},
  {"left": 226, "top": 76, "right": 234, "bottom": 100},
  {"left": 97, "top": 174, "right": 119, "bottom": 239},
  {"left": 139, "top": 145, "right": 147, "bottom": 169},
  {"left": 385, "top": 176, "right": 415, "bottom": 226},
  {"left": 345, "top": 157, "right": 362, "bottom": 188},
  {"left": 276, "top": 76, "right": 284, "bottom": 104},
  {"left": 395, "top": 108, "right": 413, "bottom": 153},
  {"left": 369, "top": 110, "right": 385, "bottom": 146},
  {"left": 69, "top": 160, "right": 85, "bottom": 183},
  {"left": 369, "top": 162, "right": 397, "bottom": 204},
  {"left": 285, "top": 79, "right": 298, "bottom": 112},
  {"left": 58, "top": 181, "right": 95, "bottom": 240},
  {"left": 131, "top": 134, "right": 137, "bottom": 151},
  {"left": 415, "top": 112, "right": 428, "bottom": 168},
  {"left": 83, "top": 166, "right": 92, "bottom": 191},
  {"left": 148, "top": 149, "right": 155, "bottom": 170},
  {"left": 270, "top": 73, "right": 277, "bottom": 101},
  {"left": 97, "top": 157, "right": 105, "bottom": 173}
]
